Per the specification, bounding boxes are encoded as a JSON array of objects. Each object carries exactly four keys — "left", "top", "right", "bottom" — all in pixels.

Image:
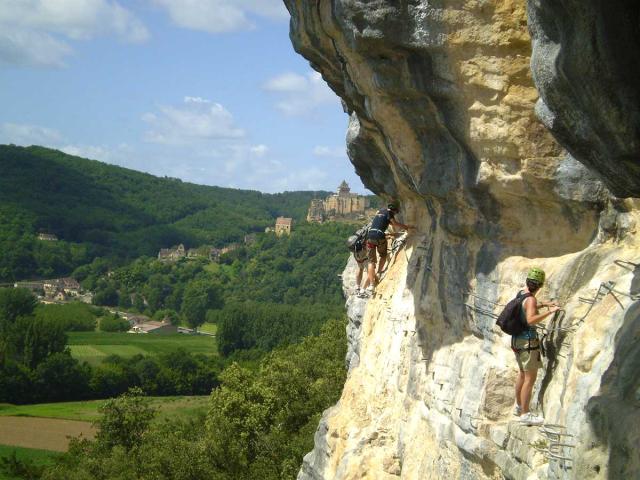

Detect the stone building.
[
  {"left": 37, "top": 233, "right": 58, "bottom": 241},
  {"left": 307, "top": 199, "right": 325, "bottom": 223},
  {"left": 275, "top": 217, "right": 292, "bottom": 236},
  {"left": 158, "top": 244, "right": 186, "bottom": 262},
  {"left": 306, "top": 181, "right": 370, "bottom": 222}
]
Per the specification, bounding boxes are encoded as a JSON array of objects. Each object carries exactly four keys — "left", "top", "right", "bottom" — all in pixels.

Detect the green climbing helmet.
[
  {"left": 387, "top": 202, "right": 399, "bottom": 212},
  {"left": 527, "top": 267, "right": 546, "bottom": 285}
]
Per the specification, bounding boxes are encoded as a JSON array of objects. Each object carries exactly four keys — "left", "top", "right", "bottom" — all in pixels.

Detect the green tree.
[
  {"left": 0, "top": 288, "right": 38, "bottom": 323},
  {"left": 33, "top": 352, "right": 91, "bottom": 402},
  {"left": 93, "top": 285, "right": 119, "bottom": 307},
  {"left": 0, "top": 288, "right": 38, "bottom": 363},
  {"left": 99, "top": 315, "right": 130, "bottom": 332},
  {"left": 16, "top": 316, "right": 67, "bottom": 369},
  {"left": 95, "top": 387, "right": 156, "bottom": 451},
  {"left": 181, "top": 280, "right": 222, "bottom": 331}
]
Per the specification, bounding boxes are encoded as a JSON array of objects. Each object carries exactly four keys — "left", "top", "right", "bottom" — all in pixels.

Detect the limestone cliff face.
[{"left": 284, "top": 1, "right": 639, "bottom": 479}]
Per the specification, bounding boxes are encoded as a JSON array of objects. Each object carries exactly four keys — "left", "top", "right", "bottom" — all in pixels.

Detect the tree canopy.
[{"left": 0, "top": 144, "right": 330, "bottom": 281}]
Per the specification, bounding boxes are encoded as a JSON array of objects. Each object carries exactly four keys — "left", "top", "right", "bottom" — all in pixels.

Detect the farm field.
[
  {"left": 198, "top": 322, "right": 218, "bottom": 335},
  {"left": 67, "top": 331, "right": 217, "bottom": 365},
  {"left": 0, "top": 445, "right": 59, "bottom": 480},
  {"left": 0, "top": 416, "right": 96, "bottom": 452},
  {"left": 0, "top": 396, "right": 210, "bottom": 424}
]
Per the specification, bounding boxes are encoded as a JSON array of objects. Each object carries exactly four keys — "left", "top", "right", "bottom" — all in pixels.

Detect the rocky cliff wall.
[{"left": 284, "top": 1, "right": 639, "bottom": 479}]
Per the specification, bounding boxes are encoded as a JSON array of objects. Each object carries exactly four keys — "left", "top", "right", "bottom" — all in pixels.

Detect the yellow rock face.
[{"left": 287, "top": 1, "right": 640, "bottom": 479}]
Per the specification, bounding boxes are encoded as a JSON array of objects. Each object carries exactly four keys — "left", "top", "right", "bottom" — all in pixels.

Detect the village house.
[
  {"left": 61, "top": 277, "right": 81, "bottom": 296},
  {"left": 221, "top": 243, "right": 239, "bottom": 255},
  {"left": 187, "top": 248, "right": 205, "bottom": 259},
  {"left": 157, "top": 244, "right": 186, "bottom": 262},
  {"left": 42, "top": 277, "right": 81, "bottom": 299},
  {"left": 53, "top": 290, "right": 68, "bottom": 302},
  {"left": 209, "top": 247, "right": 222, "bottom": 262},
  {"left": 128, "top": 319, "right": 178, "bottom": 334},
  {"left": 37, "top": 233, "right": 58, "bottom": 241},
  {"left": 244, "top": 233, "right": 257, "bottom": 245},
  {"left": 275, "top": 217, "right": 293, "bottom": 236}
]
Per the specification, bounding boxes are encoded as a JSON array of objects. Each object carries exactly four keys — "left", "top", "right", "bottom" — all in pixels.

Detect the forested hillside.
[
  {"left": 77, "top": 222, "right": 352, "bottom": 355},
  {"left": 0, "top": 145, "right": 329, "bottom": 281}
]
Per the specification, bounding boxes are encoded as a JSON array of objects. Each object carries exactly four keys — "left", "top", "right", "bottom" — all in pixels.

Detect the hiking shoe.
[
  {"left": 357, "top": 288, "right": 370, "bottom": 298},
  {"left": 519, "top": 412, "right": 544, "bottom": 426},
  {"left": 513, "top": 405, "right": 522, "bottom": 417}
]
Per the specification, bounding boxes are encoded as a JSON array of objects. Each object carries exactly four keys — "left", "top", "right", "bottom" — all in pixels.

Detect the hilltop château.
[{"left": 307, "top": 181, "right": 371, "bottom": 223}]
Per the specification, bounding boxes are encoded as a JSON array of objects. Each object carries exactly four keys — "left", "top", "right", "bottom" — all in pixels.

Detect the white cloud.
[
  {"left": 263, "top": 72, "right": 308, "bottom": 92},
  {"left": 153, "top": 0, "right": 287, "bottom": 34},
  {"left": 0, "top": 122, "right": 63, "bottom": 145},
  {"left": 264, "top": 71, "right": 340, "bottom": 116},
  {"left": 313, "top": 145, "right": 347, "bottom": 158},
  {"left": 143, "top": 97, "right": 245, "bottom": 145},
  {"left": 0, "top": 28, "right": 72, "bottom": 67},
  {"left": 250, "top": 144, "right": 269, "bottom": 157},
  {"left": 270, "top": 167, "right": 330, "bottom": 192},
  {"left": 0, "top": 0, "right": 148, "bottom": 67}
]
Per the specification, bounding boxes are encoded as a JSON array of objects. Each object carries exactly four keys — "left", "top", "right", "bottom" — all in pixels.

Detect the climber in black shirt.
[{"left": 360, "top": 203, "right": 411, "bottom": 297}]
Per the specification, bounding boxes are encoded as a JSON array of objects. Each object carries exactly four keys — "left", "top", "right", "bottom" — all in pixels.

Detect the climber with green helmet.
[
  {"left": 359, "top": 202, "right": 412, "bottom": 297},
  {"left": 513, "top": 267, "right": 560, "bottom": 426}
]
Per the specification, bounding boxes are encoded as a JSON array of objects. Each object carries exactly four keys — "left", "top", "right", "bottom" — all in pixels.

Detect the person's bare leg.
[
  {"left": 367, "top": 261, "right": 376, "bottom": 288},
  {"left": 377, "top": 255, "right": 386, "bottom": 276},
  {"left": 515, "top": 370, "right": 525, "bottom": 410},
  {"left": 355, "top": 265, "right": 363, "bottom": 289},
  {"left": 521, "top": 369, "right": 538, "bottom": 413}
]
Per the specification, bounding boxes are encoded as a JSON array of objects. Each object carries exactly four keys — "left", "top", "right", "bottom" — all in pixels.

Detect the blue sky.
[{"left": 0, "top": 0, "right": 369, "bottom": 194}]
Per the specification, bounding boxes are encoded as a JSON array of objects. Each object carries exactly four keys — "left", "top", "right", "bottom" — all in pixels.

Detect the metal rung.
[
  {"left": 469, "top": 416, "right": 482, "bottom": 429},
  {"left": 546, "top": 451, "right": 574, "bottom": 462},
  {"left": 608, "top": 287, "right": 640, "bottom": 301},
  {"left": 614, "top": 259, "right": 639, "bottom": 270},
  {"left": 549, "top": 443, "right": 576, "bottom": 452},
  {"left": 579, "top": 297, "right": 596, "bottom": 304}
]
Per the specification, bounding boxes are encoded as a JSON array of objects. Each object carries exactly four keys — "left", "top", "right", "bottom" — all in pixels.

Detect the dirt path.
[{"left": 0, "top": 416, "right": 96, "bottom": 452}]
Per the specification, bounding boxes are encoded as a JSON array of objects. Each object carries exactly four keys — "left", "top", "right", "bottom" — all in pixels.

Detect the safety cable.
[{"left": 465, "top": 291, "right": 505, "bottom": 307}]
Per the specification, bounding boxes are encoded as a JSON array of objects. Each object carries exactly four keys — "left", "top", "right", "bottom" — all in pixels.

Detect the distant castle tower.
[
  {"left": 338, "top": 180, "right": 350, "bottom": 197},
  {"left": 306, "top": 181, "right": 370, "bottom": 223}
]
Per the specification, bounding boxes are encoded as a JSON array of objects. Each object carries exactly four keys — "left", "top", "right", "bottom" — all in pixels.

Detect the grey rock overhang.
[
  {"left": 528, "top": 0, "right": 640, "bottom": 198},
  {"left": 283, "top": 0, "right": 479, "bottom": 207}
]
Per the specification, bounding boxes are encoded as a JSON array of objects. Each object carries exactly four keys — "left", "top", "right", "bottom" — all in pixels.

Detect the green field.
[
  {"left": 0, "top": 445, "right": 59, "bottom": 480},
  {"left": 67, "top": 332, "right": 217, "bottom": 365},
  {"left": 198, "top": 322, "right": 218, "bottom": 335},
  {"left": 0, "top": 396, "right": 210, "bottom": 424}
]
